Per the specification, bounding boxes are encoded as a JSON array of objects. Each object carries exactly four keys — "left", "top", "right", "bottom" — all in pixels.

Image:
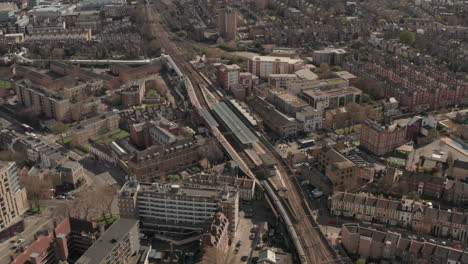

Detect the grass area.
[
  {"left": 387, "top": 157, "right": 406, "bottom": 167},
  {"left": 98, "top": 215, "right": 119, "bottom": 228},
  {"left": 352, "top": 140, "right": 360, "bottom": 146},
  {"left": 57, "top": 136, "right": 72, "bottom": 145},
  {"left": 29, "top": 205, "right": 47, "bottom": 214},
  {"left": 335, "top": 124, "right": 362, "bottom": 135},
  {"left": 91, "top": 128, "right": 130, "bottom": 144},
  {"left": 0, "top": 80, "right": 11, "bottom": 88},
  {"left": 187, "top": 166, "right": 201, "bottom": 174},
  {"left": 73, "top": 147, "right": 88, "bottom": 155},
  {"left": 147, "top": 89, "right": 159, "bottom": 96},
  {"left": 145, "top": 103, "right": 159, "bottom": 107},
  {"left": 167, "top": 173, "right": 181, "bottom": 181}
]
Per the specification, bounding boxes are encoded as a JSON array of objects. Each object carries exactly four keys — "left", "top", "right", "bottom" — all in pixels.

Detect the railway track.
[{"left": 143, "top": 4, "right": 342, "bottom": 263}]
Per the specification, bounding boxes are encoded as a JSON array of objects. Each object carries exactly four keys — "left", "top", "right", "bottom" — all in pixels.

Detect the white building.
[
  {"left": 248, "top": 56, "right": 304, "bottom": 79},
  {"left": 118, "top": 181, "right": 239, "bottom": 243},
  {"left": 296, "top": 107, "right": 322, "bottom": 132}
]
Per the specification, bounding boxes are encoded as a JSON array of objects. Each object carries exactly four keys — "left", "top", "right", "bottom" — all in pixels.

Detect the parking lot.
[{"left": 229, "top": 198, "right": 291, "bottom": 263}]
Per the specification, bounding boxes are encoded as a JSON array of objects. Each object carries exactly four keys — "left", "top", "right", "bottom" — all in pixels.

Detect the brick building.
[
  {"left": 341, "top": 223, "right": 468, "bottom": 263},
  {"left": 398, "top": 171, "right": 446, "bottom": 199},
  {"left": 70, "top": 111, "right": 120, "bottom": 146},
  {"left": 11, "top": 217, "right": 98, "bottom": 264},
  {"left": 126, "top": 138, "right": 219, "bottom": 181},
  {"left": 344, "top": 57, "right": 468, "bottom": 111},
  {"left": 218, "top": 64, "right": 240, "bottom": 90},
  {"left": 248, "top": 56, "right": 304, "bottom": 79},
  {"left": 360, "top": 119, "right": 407, "bottom": 156},
  {"left": 76, "top": 218, "right": 140, "bottom": 264}
]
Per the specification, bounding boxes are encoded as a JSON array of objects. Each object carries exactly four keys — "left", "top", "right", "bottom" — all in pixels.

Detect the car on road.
[
  {"left": 241, "top": 256, "right": 248, "bottom": 262},
  {"left": 55, "top": 195, "right": 66, "bottom": 200},
  {"left": 236, "top": 241, "right": 241, "bottom": 248},
  {"left": 429, "top": 239, "right": 437, "bottom": 243},
  {"left": 17, "top": 239, "right": 24, "bottom": 244},
  {"left": 453, "top": 244, "right": 462, "bottom": 249},
  {"left": 234, "top": 248, "right": 240, "bottom": 254}
]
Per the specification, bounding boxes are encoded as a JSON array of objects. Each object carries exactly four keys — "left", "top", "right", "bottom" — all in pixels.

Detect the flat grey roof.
[
  {"left": 212, "top": 102, "right": 258, "bottom": 145},
  {"left": 199, "top": 108, "right": 219, "bottom": 127},
  {"left": 75, "top": 218, "right": 139, "bottom": 264}
]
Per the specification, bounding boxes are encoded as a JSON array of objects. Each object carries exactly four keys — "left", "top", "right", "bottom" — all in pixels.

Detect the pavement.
[
  {"left": 228, "top": 199, "right": 280, "bottom": 264},
  {"left": 0, "top": 213, "right": 54, "bottom": 264}
]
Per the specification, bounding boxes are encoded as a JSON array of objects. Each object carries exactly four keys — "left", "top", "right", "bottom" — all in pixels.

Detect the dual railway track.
[{"left": 143, "top": 4, "right": 342, "bottom": 263}]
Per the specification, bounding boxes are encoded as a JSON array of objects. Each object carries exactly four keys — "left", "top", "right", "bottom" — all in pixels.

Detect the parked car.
[
  {"left": 241, "top": 256, "right": 248, "bottom": 262},
  {"left": 56, "top": 195, "right": 66, "bottom": 200},
  {"left": 249, "top": 234, "right": 255, "bottom": 240},
  {"left": 453, "top": 244, "right": 462, "bottom": 249},
  {"left": 17, "top": 239, "right": 24, "bottom": 244}
]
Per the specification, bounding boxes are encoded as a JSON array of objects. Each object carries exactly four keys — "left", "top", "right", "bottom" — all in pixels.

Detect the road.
[{"left": 0, "top": 214, "right": 54, "bottom": 264}]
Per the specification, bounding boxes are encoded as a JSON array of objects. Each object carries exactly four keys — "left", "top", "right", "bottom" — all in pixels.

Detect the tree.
[
  {"left": 362, "top": 93, "right": 373, "bottom": 103},
  {"left": 346, "top": 103, "right": 367, "bottom": 126},
  {"left": 407, "top": 191, "right": 420, "bottom": 201},
  {"left": 446, "top": 151, "right": 454, "bottom": 176},
  {"left": 51, "top": 122, "right": 68, "bottom": 135},
  {"left": 21, "top": 175, "right": 53, "bottom": 207},
  {"left": 97, "top": 185, "right": 119, "bottom": 218},
  {"left": 399, "top": 30, "right": 415, "bottom": 45},
  {"left": 318, "top": 63, "right": 330, "bottom": 73}
]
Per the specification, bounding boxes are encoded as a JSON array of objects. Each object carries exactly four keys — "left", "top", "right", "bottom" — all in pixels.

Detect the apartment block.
[
  {"left": 285, "top": 77, "right": 349, "bottom": 95},
  {"left": 118, "top": 181, "right": 239, "bottom": 243},
  {"left": 14, "top": 80, "right": 71, "bottom": 122},
  {"left": 268, "top": 74, "right": 299, "bottom": 89},
  {"left": 70, "top": 111, "right": 120, "bottom": 146},
  {"left": 218, "top": 64, "right": 240, "bottom": 90},
  {"left": 248, "top": 56, "right": 304, "bottom": 79},
  {"left": 267, "top": 88, "right": 309, "bottom": 117},
  {"left": 126, "top": 138, "right": 218, "bottom": 182},
  {"left": 218, "top": 7, "right": 237, "bottom": 41},
  {"left": 239, "top": 72, "right": 259, "bottom": 90},
  {"left": 120, "top": 79, "right": 146, "bottom": 107},
  {"left": 12, "top": 217, "right": 98, "bottom": 264},
  {"left": 76, "top": 218, "right": 140, "bottom": 264},
  {"left": 317, "top": 148, "right": 358, "bottom": 191},
  {"left": 313, "top": 48, "right": 346, "bottom": 66},
  {"left": 301, "top": 85, "right": 362, "bottom": 112},
  {"left": 0, "top": 161, "right": 28, "bottom": 241},
  {"left": 182, "top": 173, "right": 255, "bottom": 200},
  {"left": 341, "top": 223, "right": 468, "bottom": 263},
  {"left": 360, "top": 119, "right": 407, "bottom": 156}
]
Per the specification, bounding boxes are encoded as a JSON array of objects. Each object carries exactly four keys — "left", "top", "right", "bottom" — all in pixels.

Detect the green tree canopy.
[{"left": 399, "top": 30, "right": 415, "bottom": 45}]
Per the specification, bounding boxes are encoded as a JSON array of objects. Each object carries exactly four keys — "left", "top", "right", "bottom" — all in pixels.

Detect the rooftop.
[
  {"left": 75, "top": 218, "right": 139, "bottom": 264},
  {"left": 251, "top": 55, "right": 303, "bottom": 64},
  {"left": 212, "top": 102, "right": 258, "bottom": 145}
]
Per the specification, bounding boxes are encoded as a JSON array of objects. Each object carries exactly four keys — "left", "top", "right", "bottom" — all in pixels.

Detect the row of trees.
[{"left": 21, "top": 174, "right": 118, "bottom": 221}]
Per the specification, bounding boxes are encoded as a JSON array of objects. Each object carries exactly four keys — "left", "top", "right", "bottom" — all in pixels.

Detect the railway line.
[{"left": 143, "top": 4, "right": 343, "bottom": 263}]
